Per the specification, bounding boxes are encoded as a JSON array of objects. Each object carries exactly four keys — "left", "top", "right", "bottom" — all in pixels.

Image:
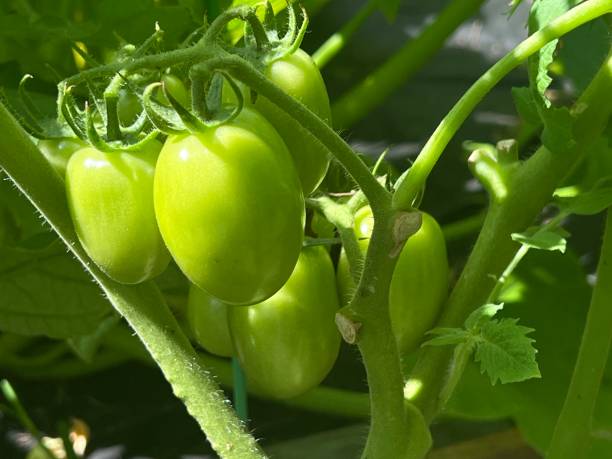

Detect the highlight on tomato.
[{"left": 154, "top": 107, "right": 305, "bottom": 305}]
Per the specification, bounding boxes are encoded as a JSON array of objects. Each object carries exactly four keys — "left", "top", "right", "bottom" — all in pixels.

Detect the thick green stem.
[
  {"left": 546, "top": 209, "right": 612, "bottom": 459},
  {"left": 393, "top": 0, "right": 612, "bottom": 211},
  {"left": 312, "top": 0, "right": 377, "bottom": 69},
  {"left": 348, "top": 207, "right": 418, "bottom": 458},
  {"left": 0, "top": 103, "right": 265, "bottom": 459},
  {"left": 331, "top": 0, "right": 485, "bottom": 129},
  {"left": 407, "top": 49, "right": 612, "bottom": 424}
]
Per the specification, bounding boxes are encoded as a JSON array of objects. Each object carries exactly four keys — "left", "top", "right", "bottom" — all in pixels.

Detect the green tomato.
[
  {"left": 38, "top": 138, "right": 87, "bottom": 178},
  {"left": 66, "top": 140, "right": 170, "bottom": 284},
  {"left": 337, "top": 207, "right": 449, "bottom": 355},
  {"left": 158, "top": 74, "right": 190, "bottom": 107},
  {"left": 254, "top": 49, "right": 332, "bottom": 196},
  {"left": 154, "top": 107, "right": 305, "bottom": 305},
  {"left": 229, "top": 246, "right": 340, "bottom": 399},
  {"left": 187, "top": 283, "right": 234, "bottom": 358},
  {"left": 117, "top": 89, "right": 142, "bottom": 125}
]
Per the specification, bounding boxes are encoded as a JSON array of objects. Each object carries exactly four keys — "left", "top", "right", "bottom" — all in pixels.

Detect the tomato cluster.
[
  {"left": 50, "top": 46, "right": 448, "bottom": 398},
  {"left": 54, "top": 49, "right": 342, "bottom": 397}
]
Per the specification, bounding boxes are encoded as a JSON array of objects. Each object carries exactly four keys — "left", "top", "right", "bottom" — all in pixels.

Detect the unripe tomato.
[
  {"left": 158, "top": 74, "right": 190, "bottom": 107},
  {"left": 337, "top": 207, "right": 449, "bottom": 355},
  {"left": 187, "top": 283, "right": 234, "bottom": 358},
  {"left": 66, "top": 141, "right": 170, "bottom": 284},
  {"left": 229, "top": 246, "right": 341, "bottom": 399},
  {"left": 38, "top": 138, "right": 87, "bottom": 178},
  {"left": 154, "top": 108, "right": 305, "bottom": 305},
  {"left": 117, "top": 89, "right": 142, "bottom": 125},
  {"left": 254, "top": 49, "right": 332, "bottom": 196}
]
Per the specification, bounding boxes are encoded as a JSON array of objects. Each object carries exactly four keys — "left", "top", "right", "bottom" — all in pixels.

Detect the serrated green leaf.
[
  {"left": 422, "top": 328, "right": 469, "bottom": 347},
  {"left": 0, "top": 242, "right": 112, "bottom": 338},
  {"left": 528, "top": 0, "right": 578, "bottom": 107},
  {"left": 465, "top": 303, "right": 504, "bottom": 330},
  {"left": 512, "top": 229, "right": 567, "bottom": 253},
  {"left": 475, "top": 318, "right": 541, "bottom": 385},
  {"left": 557, "top": 177, "right": 612, "bottom": 216}
]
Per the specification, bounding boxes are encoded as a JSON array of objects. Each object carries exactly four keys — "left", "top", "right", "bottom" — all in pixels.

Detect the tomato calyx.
[{"left": 143, "top": 71, "right": 245, "bottom": 135}]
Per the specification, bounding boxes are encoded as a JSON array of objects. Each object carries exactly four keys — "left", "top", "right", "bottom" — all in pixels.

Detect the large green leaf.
[{"left": 0, "top": 242, "right": 112, "bottom": 338}]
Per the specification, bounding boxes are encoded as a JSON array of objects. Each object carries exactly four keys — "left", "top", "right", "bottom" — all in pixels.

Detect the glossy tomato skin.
[
  {"left": 66, "top": 140, "right": 170, "bottom": 284},
  {"left": 336, "top": 207, "right": 449, "bottom": 355},
  {"left": 187, "top": 283, "right": 234, "bottom": 358},
  {"left": 228, "top": 246, "right": 341, "bottom": 399},
  {"left": 254, "top": 49, "right": 332, "bottom": 196},
  {"left": 154, "top": 108, "right": 305, "bottom": 305},
  {"left": 38, "top": 138, "right": 87, "bottom": 178}
]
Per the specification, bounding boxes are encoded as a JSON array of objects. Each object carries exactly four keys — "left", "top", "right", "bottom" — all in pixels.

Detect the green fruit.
[
  {"left": 254, "top": 49, "right": 332, "bottom": 195},
  {"left": 154, "top": 107, "right": 305, "bottom": 305},
  {"left": 229, "top": 246, "right": 341, "bottom": 399},
  {"left": 66, "top": 140, "right": 170, "bottom": 284},
  {"left": 187, "top": 284, "right": 234, "bottom": 358}
]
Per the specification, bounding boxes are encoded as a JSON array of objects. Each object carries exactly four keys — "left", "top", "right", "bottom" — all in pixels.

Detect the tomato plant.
[
  {"left": 337, "top": 206, "right": 449, "bottom": 354},
  {"left": 228, "top": 245, "right": 341, "bottom": 399},
  {"left": 0, "top": 1, "right": 610, "bottom": 458},
  {"left": 154, "top": 107, "right": 305, "bottom": 305},
  {"left": 187, "top": 283, "right": 234, "bottom": 358},
  {"left": 65, "top": 141, "right": 170, "bottom": 284}
]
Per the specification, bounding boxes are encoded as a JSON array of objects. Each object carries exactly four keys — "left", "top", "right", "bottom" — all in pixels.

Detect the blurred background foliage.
[{"left": 0, "top": 0, "right": 610, "bottom": 457}]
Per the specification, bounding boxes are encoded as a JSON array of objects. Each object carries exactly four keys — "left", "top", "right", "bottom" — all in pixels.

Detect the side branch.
[{"left": 392, "top": 0, "right": 612, "bottom": 211}]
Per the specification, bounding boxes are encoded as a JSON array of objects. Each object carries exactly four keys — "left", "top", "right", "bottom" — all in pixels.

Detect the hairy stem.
[
  {"left": 546, "top": 209, "right": 612, "bottom": 459},
  {"left": 393, "top": 0, "right": 612, "bottom": 211},
  {"left": 331, "top": 0, "right": 485, "bottom": 129}
]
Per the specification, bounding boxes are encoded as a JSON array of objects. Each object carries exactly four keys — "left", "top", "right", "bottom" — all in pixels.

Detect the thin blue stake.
[{"left": 232, "top": 357, "right": 248, "bottom": 422}]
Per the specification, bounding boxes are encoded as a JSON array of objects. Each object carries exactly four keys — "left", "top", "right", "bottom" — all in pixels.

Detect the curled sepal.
[
  {"left": 121, "top": 109, "right": 152, "bottom": 136},
  {"left": 211, "top": 72, "right": 244, "bottom": 125},
  {"left": 467, "top": 139, "right": 520, "bottom": 204},
  {"left": 264, "top": 2, "right": 309, "bottom": 63},
  {"left": 0, "top": 87, "right": 46, "bottom": 138},
  {"left": 85, "top": 102, "right": 159, "bottom": 152},
  {"left": 59, "top": 84, "right": 87, "bottom": 141},
  {"left": 143, "top": 82, "right": 185, "bottom": 135},
  {"left": 18, "top": 75, "right": 43, "bottom": 121},
  {"left": 186, "top": 71, "right": 243, "bottom": 131}
]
